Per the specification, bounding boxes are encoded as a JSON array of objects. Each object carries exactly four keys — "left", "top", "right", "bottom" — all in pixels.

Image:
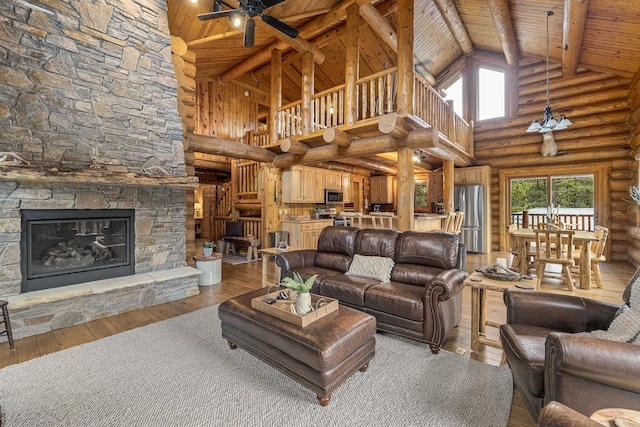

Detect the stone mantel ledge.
[
  {"left": 7, "top": 267, "right": 201, "bottom": 310},
  {"left": 0, "top": 165, "right": 199, "bottom": 188}
]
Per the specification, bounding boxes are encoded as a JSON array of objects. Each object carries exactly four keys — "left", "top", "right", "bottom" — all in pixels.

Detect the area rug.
[
  {"left": 0, "top": 306, "right": 513, "bottom": 427},
  {"left": 222, "top": 253, "right": 258, "bottom": 265}
]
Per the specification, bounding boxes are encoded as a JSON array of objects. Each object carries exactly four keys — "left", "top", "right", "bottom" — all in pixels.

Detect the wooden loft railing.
[{"left": 275, "top": 67, "right": 472, "bottom": 156}]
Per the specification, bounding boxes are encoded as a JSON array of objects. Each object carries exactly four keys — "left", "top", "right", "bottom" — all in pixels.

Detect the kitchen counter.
[{"left": 340, "top": 213, "right": 446, "bottom": 231}]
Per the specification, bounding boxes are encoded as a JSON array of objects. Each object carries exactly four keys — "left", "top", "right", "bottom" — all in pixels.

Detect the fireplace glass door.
[{"left": 21, "top": 210, "right": 135, "bottom": 292}]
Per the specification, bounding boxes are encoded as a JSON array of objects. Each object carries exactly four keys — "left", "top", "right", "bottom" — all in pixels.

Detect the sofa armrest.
[
  {"left": 537, "top": 401, "right": 601, "bottom": 427},
  {"left": 425, "top": 268, "right": 468, "bottom": 300},
  {"left": 503, "top": 289, "right": 618, "bottom": 332},
  {"left": 275, "top": 250, "right": 317, "bottom": 281},
  {"left": 546, "top": 332, "right": 640, "bottom": 395}
]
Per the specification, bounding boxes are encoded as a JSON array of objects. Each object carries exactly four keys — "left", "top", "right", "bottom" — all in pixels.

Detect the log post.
[
  {"left": 344, "top": 3, "right": 360, "bottom": 126},
  {"left": 301, "top": 51, "right": 314, "bottom": 136},
  {"left": 396, "top": 0, "right": 414, "bottom": 116},
  {"left": 443, "top": 160, "right": 455, "bottom": 212},
  {"left": 396, "top": 146, "right": 414, "bottom": 231},
  {"left": 270, "top": 49, "right": 282, "bottom": 147}
]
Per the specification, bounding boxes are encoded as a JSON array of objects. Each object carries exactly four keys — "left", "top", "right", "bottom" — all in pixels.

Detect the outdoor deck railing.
[{"left": 510, "top": 212, "right": 595, "bottom": 231}]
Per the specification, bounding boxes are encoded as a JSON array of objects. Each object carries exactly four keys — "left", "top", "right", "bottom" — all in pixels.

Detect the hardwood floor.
[{"left": 0, "top": 253, "right": 635, "bottom": 427}]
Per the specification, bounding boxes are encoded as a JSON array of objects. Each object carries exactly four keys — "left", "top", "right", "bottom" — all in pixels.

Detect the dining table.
[{"left": 510, "top": 228, "right": 599, "bottom": 289}]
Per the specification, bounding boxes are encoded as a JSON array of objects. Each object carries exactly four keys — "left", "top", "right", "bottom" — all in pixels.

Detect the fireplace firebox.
[{"left": 21, "top": 210, "right": 135, "bottom": 293}]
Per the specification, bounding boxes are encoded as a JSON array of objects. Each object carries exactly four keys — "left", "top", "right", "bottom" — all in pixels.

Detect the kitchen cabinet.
[
  {"left": 282, "top": 219, "right": 333, "bottom": 249},
  {"left": 369, "top": 175, "right": 394, "bottom": 204},
  {"left": 282, "top": 166, "right": 325, "bottom": 203},
  {"left": 325, "top": 170, "right": 342, "bottom": 190},
  {"left": 454, "top": 165, "right": 491, "bottom": 185},
  {"left": 341, "top": 173, "right": 351, "bottom": 202}
]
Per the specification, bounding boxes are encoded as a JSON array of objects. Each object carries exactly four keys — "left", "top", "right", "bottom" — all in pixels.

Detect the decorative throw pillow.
[
  {"left": 580, "top": 275, "right": 640, "bottom": 343},
  {"left": 345, "top": 254, "right": 394, "bottom": 282}
]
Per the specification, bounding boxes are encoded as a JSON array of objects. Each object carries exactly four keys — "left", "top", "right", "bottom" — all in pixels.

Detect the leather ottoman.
[{"left": 218, "top": 288, "right": 376, "bottom": 406}]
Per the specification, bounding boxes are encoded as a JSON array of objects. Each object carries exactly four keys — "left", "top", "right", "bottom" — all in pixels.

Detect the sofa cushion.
[
  {"left": 394, "top": 232, "right": 459, "bottom": 270},
  {"left": 320, "top": 274, "right": 380, "bottom": 306},
  {"left": 354, "top": 229, "right": 400, "bottom": 258},
  {"left": 390, "top": 264, "right": 443, "bottom": 287},
  {"left": 317, "top": 226, "right": 359, "bottom": 257},
  {"left": 364, "top": 281, "right": 425, "bottom": 322},
  {"left": 283, "top": 267, "right": 342, "bottom": 294},
  {"left": 315, "top": 252, "right": 353, "bottom": 273},
  {"left": 345, "top": 254, "right": 394, "bottom": 282}
]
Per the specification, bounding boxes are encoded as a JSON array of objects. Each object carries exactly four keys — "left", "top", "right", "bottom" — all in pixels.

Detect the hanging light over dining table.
[{"left": 526, "top": 11, "right": 572, "bottom": 134}]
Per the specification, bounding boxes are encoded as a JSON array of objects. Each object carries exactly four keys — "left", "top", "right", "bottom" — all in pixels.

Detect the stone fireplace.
[
  {"left": 0, "top": 0, "right": 201, "bottom": 340},
  {"left": 21, "top": 209, "right": 136, "bottom": 293}
]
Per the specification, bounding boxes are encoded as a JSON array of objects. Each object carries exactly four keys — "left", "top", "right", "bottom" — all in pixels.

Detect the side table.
[
  {"left": 258, "top": 247, "right": 301, "bottom": 287},
  {"left": 463, "top": 271, "right": 534, "bottom": 352},
  {"left": 194, "top": 253, "right": 223, "bottom": 286}
]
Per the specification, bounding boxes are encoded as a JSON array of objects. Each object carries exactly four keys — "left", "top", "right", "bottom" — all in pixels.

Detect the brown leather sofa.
[
  {"left": 499, "top": 269, "right": 640, "bottom": 420},
  {"left": 275, "top": 226, "right": 468, "bottom": 354}
]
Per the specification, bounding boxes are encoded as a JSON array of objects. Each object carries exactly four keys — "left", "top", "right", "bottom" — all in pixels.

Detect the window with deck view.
[{"left": 510, "top": 175, "right": 595, "bottom": 230}]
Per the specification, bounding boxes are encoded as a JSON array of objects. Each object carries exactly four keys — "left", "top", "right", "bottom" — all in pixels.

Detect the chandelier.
[{"left": 526, "top": 11, "right": 572, "bottom": 133}]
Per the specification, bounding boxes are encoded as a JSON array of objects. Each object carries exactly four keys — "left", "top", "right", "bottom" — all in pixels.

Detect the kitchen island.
[{"left": 340, "top": 212, "right": 446, "bottom": 231}]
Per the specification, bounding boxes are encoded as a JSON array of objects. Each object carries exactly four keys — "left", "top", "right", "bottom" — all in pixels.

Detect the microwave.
[{"left": 325, "top": 189, "right": 344, "bottom": 205}]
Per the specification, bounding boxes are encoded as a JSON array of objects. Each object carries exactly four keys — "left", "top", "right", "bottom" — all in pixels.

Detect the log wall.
[
  {"left": 171, "top": 36, "right": 199, "bottom": 266},
  {"left": 473, "top": 59, "right": 633, "bottom": 263},
  {"left": 626, "top": 70, "right": 640, "bottom": 267},
  {"left": 196, "top": 75, "right": 270, "bottom": 141}
]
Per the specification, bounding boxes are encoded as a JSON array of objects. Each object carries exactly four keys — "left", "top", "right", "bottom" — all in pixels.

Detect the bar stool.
[{"left": 0, "top": 300, "right": 15, "bottom": 350}]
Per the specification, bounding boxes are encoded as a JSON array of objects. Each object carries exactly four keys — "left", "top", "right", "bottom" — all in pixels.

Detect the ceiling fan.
[{"left": 197, "top": 0, "right": 299, "bottom": 47}]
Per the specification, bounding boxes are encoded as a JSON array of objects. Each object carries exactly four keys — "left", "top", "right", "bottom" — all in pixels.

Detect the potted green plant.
[
  {"left": 201, "top": 241, "right": 216, "bottom": 257},
  {"left": 280, "top": 272, "right": 318, "bottom": 315},
  {"left": 311, "top": 207, "right": 322, "bottom": 219}
]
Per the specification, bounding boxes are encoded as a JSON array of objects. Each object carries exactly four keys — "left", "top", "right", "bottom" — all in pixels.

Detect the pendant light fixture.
[{"left": 526, "top": 11, "right": 572, "bottom": 133}]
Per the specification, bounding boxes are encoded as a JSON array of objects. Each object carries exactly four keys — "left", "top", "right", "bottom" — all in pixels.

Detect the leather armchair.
[
  {"left": 537, "top": 401, "right": 601, "bottom": 427},
  {"left": 499, "top": 271, "right": 640, "bottom": 420}
]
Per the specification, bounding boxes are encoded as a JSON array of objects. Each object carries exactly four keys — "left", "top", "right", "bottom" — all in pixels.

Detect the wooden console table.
[
  {"left": 463, "top": 271, "right": 534, "bottom": 352},
  {"left": 258, "top": 246, "right": 301, "bottom": 287},
  {"left": 222, "top": 236, "right": 261, "bottom": 262}
]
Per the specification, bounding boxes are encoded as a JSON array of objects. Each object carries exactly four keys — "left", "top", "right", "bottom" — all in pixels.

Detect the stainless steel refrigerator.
[{"left": 454, "top": 185, "right": 485, "bottom": 253}]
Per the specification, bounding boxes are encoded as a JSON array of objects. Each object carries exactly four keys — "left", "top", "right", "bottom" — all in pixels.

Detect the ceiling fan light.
[
  {"left": 229, "top": 12, "right": 243, "bottom": 27},
  {"left": 526, "top": 120, "right": 542, "bottom": 132}
]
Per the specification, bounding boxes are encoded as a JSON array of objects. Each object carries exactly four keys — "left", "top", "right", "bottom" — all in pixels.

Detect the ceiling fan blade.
[
  {"left": 244, "top": 18, "right": 255, "bottom": 47},
  {"left": 261, "top": 14, "right": 299, "bottom": 38},
  {"left": 261, "top": 0, "right": 286, "bottom": 9},
  {"left": 197, "top": 10, "right": 235, "bottom": 21}
]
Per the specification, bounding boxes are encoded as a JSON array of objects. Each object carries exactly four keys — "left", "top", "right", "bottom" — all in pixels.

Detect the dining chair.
[
  {"left": 442, "top": 211, "right": 455, "bottom": 233},
  {"left": 534, "top": 228, "right": 576, "bottom": 291},
  {"left": 573, "top": 226, "right": 609, "bottom": 288},
  {"left": 508, "top": 223, "right": 522, "bottom": 271},
  {"left": 452, "top": 212, "right": 464, "bottom": 234}
]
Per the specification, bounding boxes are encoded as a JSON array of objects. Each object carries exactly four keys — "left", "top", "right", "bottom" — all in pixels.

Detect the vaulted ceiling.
[
  {"left": 167, "top": 0, "right": 640, "bottom": 173},
  {"left": 168, "top": 0, "right": 640, "bottom": 94}
]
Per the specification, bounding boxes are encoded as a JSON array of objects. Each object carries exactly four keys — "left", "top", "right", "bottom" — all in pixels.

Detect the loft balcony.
[{"left": 251, "top": 67, "right": 474, "bottom": 167}]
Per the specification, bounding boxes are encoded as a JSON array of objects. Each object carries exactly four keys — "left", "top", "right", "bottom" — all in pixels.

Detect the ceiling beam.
[
  {"left": 217, "top": 0, "right": 369, "bottom": 84},
  {"left": 433, "top": 0, "right": 473, "bottom": 55},
  {"left": 184, "top": 132, "right": 276, "bottom": 163},
  {"left": 488, "top": 0, "right": 518, "bottom": 66},
  {"left": 358, "top": 2, "right": 436, "bottom": 85},
  {"left": 256, "top": 20, "right": 325, "bottom": 64},
  {"left": 562, "top": 0, "right": 589, "bottom": 77}
]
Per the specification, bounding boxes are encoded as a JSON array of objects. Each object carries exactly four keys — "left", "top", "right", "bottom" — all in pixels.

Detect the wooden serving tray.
[{"left": 251, "top": 292, "right": 339, "bottom": 328}]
